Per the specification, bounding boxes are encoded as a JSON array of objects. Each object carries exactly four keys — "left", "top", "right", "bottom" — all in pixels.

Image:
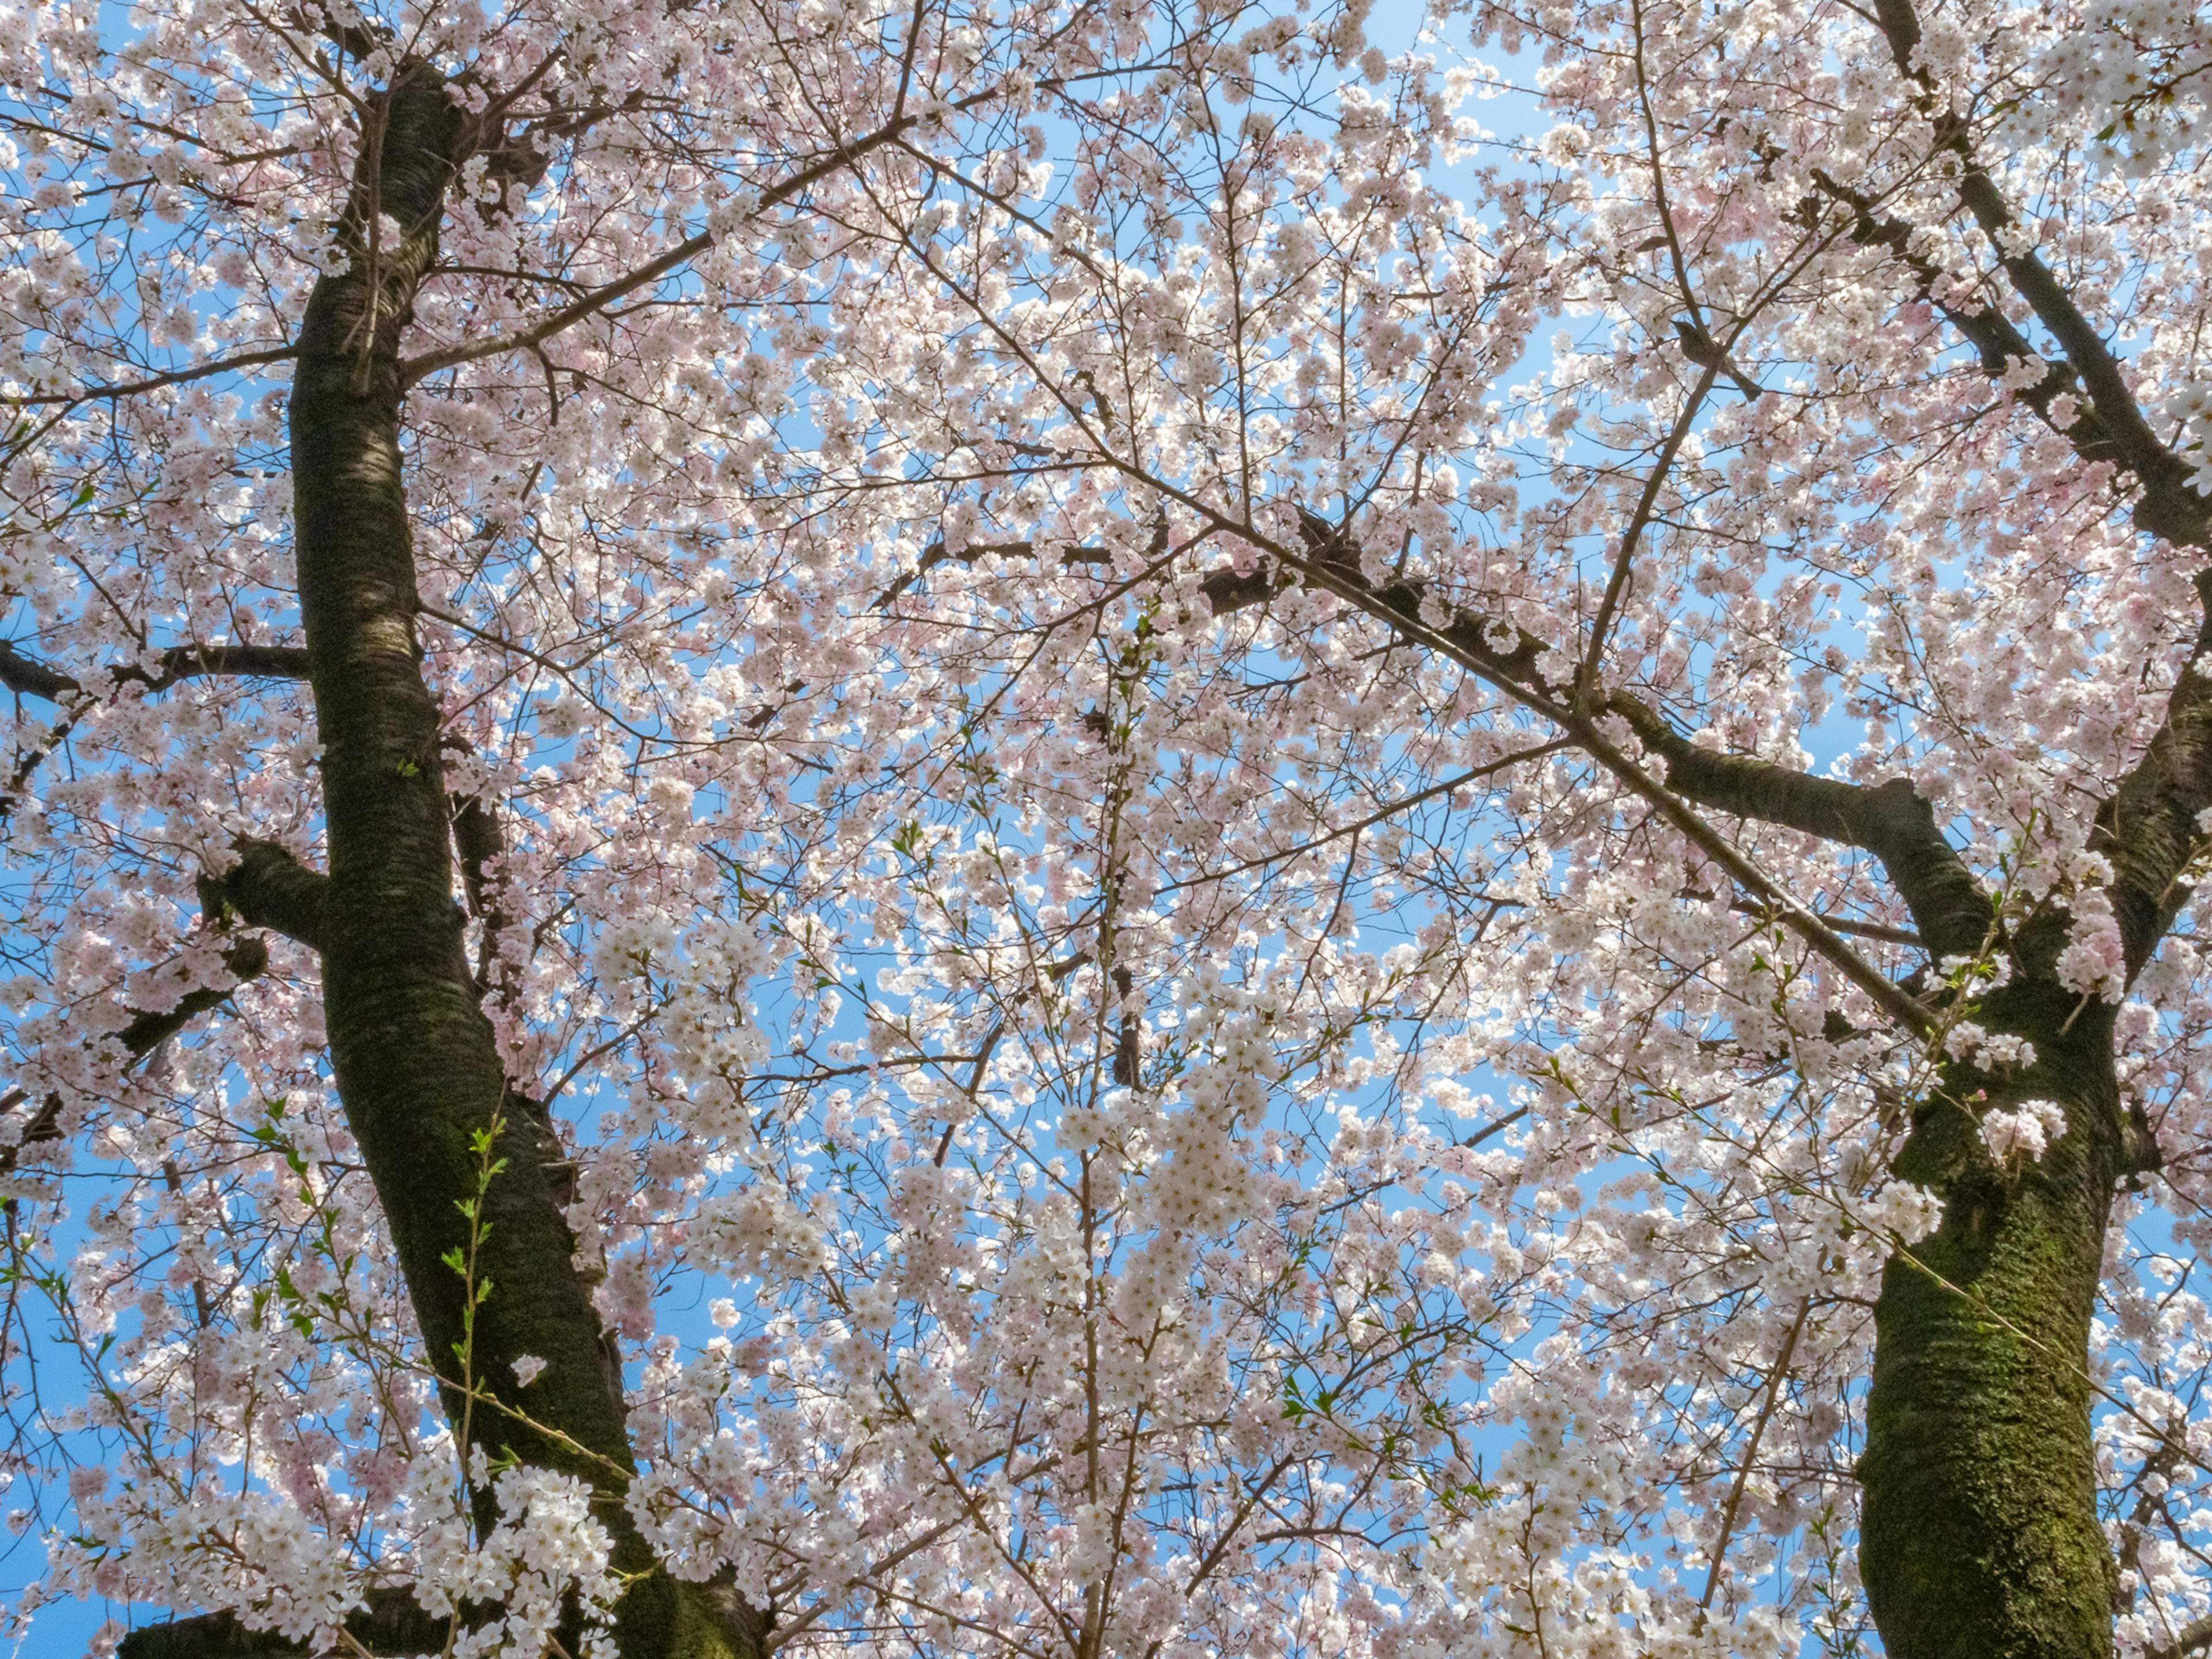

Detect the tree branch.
[
  {"left": 0, "top": 935, "right": 269, "bottom": 1179},
  {"left": 1830, "top": 0, "right": 2212, "bottom": 978},
  {"left": 2152, "top": 1613, "right": 2212, "bottom": 1659},
  {"left": 1609, "top": 699, "right": 1990, "bottom": 957},
  {"left": 1147, "top": 510, "right": 1931, "bottom": 1025},
  {"left": 1578, "top": 363, "right": 1719, "bottom": 707},
  {"left": 400, "top": 83, "right": 1025, "bottom": 388},
  {"left": 1699, "top": 1298, "right": 1812, "bottom": 1613},
  {"left": 449, "top": 781, "right": 517, "bottom": 994},
  {"left": 200, "top": 839, "right": 331, "bottom": 956},
  {"left": 0, "top": 643, "right": 309, "bottom": 827},
  {"left": 1154, "top": 740, "right": 1573, "bottom": 895},
  {"left": 117, "top": 1587, "right": 441, "bottom": 1659},
  {"left": 1202, "top": 510, "right": 1984, "bottom": 969},
  {"left": 1811, "top": 171, "right": 2133, "bottom": 462},
  {"left": 0, "top": 346, "right": 297, "bottom": 410},
  {"left": 1731, "top": 897, "right": 1922, "bottom": 948},
  {"left": 0, "top": 639, "right": 311, "bottom": 704},
  {"left": 0, "top": 640, "right": 76, "bottom": 701},
  {"left": 902, "top": 505, "right": 1960, "bottom": 1017},
  {"left": 1864, "top": 0, "right": 2206, "bottom": 545},
  {"left": 127, "top": 643, "right": 316, "bottom": 693},
  {"left": 872, "top": 525, "right": 1276, "bottom": 617},
  {"left": 111, "top": 937, "right": 272, "bottom": 1058}
]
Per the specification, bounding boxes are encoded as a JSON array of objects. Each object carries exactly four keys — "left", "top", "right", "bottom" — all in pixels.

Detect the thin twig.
[
  {"left": 1699, "top": 1297, "right": 1810, "bottom": 1615},
  {"left": 0, "top": 345, "right": 296, "bottom": 409},
  {"left": 401, "top": 84, "right": 1020, "bottom": 387},
  {"left": 1154, "top": 740, "right": 1571, "bottom": 895},
  {"left": 1575, "top": 363, "right": 1718, "bottom": 710}
]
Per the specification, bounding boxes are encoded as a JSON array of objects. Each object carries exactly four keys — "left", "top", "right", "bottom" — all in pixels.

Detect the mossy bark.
[
  {"left": 1842, "top": 0, "right": 2212, "bottom": 1639},
  {"left": 1859, "top": 971, "right": 2124, "bottom": 1659}
]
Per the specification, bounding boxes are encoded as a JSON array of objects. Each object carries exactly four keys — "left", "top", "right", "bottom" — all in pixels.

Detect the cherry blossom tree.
[
  {"left": 808, "top": 0, "right": 2212, "bottom": 1649},
  {"left": 9, "top": 0, "right": 2212, "bottom": 1655}
]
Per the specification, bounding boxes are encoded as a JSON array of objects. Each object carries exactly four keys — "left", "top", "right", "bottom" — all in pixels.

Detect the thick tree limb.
[
  {"left": 1608, "top": 701, "right": 1990, "bottom": 958},
  {"left": 0, "top": 639, "right": 311, "bottom": 704},
  {"left": 449, "top": 780, "right": 518, "bottom": 994},
  {"left": 1839, "top": 0, "right": 2212, "bottom": 987},
  {"left": 112, "top": 937, "right": 273, "bottom": 1058},
  {"left": 117, "top": 1575, "right": 761, "bottom": 1659},
  {"left": 2152, "top": 1615, "right": 2212, "bottom": 1659},
  {"left": 1199, "top": 511, "right": 1983, "bottom": 974},
  {"left": 2091, "top": 615, "right": 2212, "bottom": 978},
  {"left": 0, "top": 641, "right": 75, "bottom": 700},
  {"left": 1146, "top": 510, "right": 1930, "bottom": 1025},
  {"left": 451, "top": 794, "right": 501, "bottom": 923},
  {"left": 118, "top": 1588, "right": 438, "bottom": 1659},
  {"left": 201, "top": 839, "right": 331, "bottom": 956},
  {"left": 124, "top": 644, "right": 316, "bottom": 693},
  {"left": 0, "top": 642, "right": 306, "bottom": 826},
  {"left": 1565, "top": 715, "right": 1941, "bottom": 1029},
  {"left": 1811, "top": 172, "right": 2134, "bottom": 464},
  {"left": 1863, "top": 0, "right": 2208, "bottom": 548}
]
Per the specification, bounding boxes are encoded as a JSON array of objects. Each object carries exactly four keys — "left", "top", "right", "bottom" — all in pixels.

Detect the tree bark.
[
  {"left": 116, "top": 1590, "right": 441, "bottom": 1659},
  {"left": 1859, "top": 959, "right": 2127, "bottom": 1659},
  {"left": 1827, "top": 1, "right": 2212, "bottom": 1639},
  {"left": 138, "top": 56, "right": 766, "bottom": 1659}
]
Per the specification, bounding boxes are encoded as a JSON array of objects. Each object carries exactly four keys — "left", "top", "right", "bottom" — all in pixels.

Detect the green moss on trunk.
[{"left": 1860, "top": 983, "right": 2122, "bottom": 1659}]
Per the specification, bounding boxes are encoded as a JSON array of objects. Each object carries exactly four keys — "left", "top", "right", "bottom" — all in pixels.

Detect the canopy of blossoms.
[{"left": 2, "top": 0, "right": 2211, "bottom": 1655}]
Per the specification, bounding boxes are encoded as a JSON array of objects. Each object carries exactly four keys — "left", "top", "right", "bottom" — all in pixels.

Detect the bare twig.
[{"left": 1699, "top": 1298, "right": 1811, "bottom": 1615}]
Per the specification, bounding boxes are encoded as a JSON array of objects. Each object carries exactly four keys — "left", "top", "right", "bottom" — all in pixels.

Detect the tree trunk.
[
  {"left": 188, "top": 58, "right": 764, "bottom": 1659},
  {"left": 1859, "top": 975, "right": 2124, "bottom": 1659}
]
